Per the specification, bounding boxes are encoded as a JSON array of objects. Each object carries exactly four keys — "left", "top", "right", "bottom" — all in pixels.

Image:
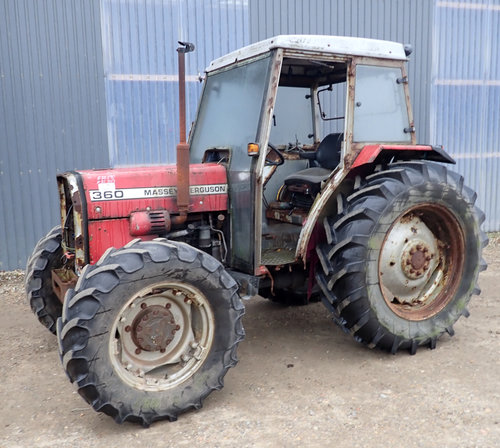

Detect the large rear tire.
[
  {"left": 57, "top": 239, "right": 245, "bottom": 426},
  {"left": 316, "top": 162, "right": 487, "bottom": 354},
  {"left": 25, "top": 226, "right": 63, "bottom": 333}
]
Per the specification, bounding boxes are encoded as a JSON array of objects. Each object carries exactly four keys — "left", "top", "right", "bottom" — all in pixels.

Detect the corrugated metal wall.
[
  {"left": 100, "top": 0, "right": 250, "bottom": 166},
  {"left": 249, "top": 0, "right": 434, "bottom": 144},
  {"left": 2, "top": 0, "right": 498, "bottom": 269},
  {"left": 432, "top": 0, "right": 500, "bottom": 231},
  {"left": 0, "top": 0, "right": 108, "bottom": 270}
]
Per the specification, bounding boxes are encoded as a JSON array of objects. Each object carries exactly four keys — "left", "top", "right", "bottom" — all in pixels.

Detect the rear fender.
[
  {"left": 295, "top": 168, "right": 350, "bottom": 262},
  {"left": 350, "top": 144, "right": 455, "bottom": 168}
]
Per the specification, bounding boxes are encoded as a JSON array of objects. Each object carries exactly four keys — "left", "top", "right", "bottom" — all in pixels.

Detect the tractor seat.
[
  {"left": 284, "top": 133, "right": 343, "bottom": 194},
  {"left": 284, "top": 167, "right": 331, "bottom": 192}
]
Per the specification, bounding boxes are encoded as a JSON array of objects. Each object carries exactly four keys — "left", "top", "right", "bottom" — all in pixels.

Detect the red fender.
[{"left": 351, "top": 144, "right": 455, "bottom": 168}]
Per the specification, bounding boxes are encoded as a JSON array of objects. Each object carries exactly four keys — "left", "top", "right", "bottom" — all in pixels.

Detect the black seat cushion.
[{"left": 284, "top": 167, "right": 331, "bottom": 186}]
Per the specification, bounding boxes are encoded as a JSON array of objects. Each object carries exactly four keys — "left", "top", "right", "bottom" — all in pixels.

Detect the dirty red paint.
[
  {"left": 79, "top": 163, "right": 228, "bottom": 220},
  {"left": 351, "top": 144, "right": 434, "bottom": 168}
]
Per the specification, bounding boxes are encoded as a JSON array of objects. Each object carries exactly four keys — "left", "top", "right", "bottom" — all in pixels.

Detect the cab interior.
[{"left": 261, "top": 56, "right": 348, "bottom": 265}]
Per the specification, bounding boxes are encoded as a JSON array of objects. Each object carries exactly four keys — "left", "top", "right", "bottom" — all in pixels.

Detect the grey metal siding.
[
  {"left": 2, "top": 0, "right": 497, "bottom": 270},
  {"left": 249, "top": 0, "right": 434, "bottom": 144},
  {"left": 0, "top": 0, "right": 108, "bottom": 270},
  {"left": 100, "top": 0, "right": 250, "bottom": 166},
  {"left": 431, "top": 0, "right": 500, "bottom": 231}
]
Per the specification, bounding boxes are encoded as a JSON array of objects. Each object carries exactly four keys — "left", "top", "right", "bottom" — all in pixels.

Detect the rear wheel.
[
  {"left": 25, "top": 226, "right": 63, "bottom": 333},
  {"left": 316, "top": 162, "right": 487, "bottom": 354},
  {"left": 57, "top": 239, "right": 244, "bottom": 425}
]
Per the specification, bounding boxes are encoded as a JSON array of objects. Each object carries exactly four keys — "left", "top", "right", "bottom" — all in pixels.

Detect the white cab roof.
[{"left": 207, "top": 35, "right": 407, "bottom": 72}]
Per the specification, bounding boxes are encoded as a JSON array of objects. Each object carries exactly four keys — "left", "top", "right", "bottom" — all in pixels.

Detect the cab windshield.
[{"left": 190, "top": 55, "right": 272, "bottom": 169}]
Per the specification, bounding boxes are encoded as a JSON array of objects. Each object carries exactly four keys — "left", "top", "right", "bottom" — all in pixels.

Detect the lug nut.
[
  {"left": 160, "top": 348, "right": 166, "bottom": 353},
  {"left": 141, "top": 303, "right": 147, "bottom": 309},
  {"left": 416, "top": 244, "right": 422, "bottom": 251},
  {"left": 135, "top": 348, "right": 141, "bottom": 355},
  {"left": 165, "top": 303, "right": 171, "bottom": 309},
  {"left": 125, "top": 325, "right": 131, "bottom": 332},
  {"left": 423, "top": 247, "right": 428, "bottom": 253},
  {"left": 175, "top": 325, "right": 180, "bottom": 331}
]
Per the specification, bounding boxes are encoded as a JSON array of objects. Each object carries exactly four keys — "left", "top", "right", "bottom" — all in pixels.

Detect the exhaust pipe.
[{"left": 175, "top": 41, "right": 195, "bottom": 225}]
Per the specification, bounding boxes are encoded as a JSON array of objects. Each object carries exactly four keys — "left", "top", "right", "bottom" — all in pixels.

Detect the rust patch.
[{"left": 51, "top": 268, "right": 78, "bottom": 303}]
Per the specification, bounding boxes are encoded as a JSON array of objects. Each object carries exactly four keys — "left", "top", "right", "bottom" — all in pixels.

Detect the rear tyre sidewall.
[
  {"left": 317, "top": 162, "right": 486, "bottom": 352},
  {"left": 362, "top": 180, "right": 480, "bottom": 341}
]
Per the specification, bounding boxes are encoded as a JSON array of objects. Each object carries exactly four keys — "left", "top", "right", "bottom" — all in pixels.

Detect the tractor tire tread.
[
  {"left": 25, "top": 225, "right": 64, "bottom": 333},
  {"left": 317, "top": 162, "right": 487, "bottom": 354},
  {"left": 57, "top": 240, "right": 244, "bottom": 426}
]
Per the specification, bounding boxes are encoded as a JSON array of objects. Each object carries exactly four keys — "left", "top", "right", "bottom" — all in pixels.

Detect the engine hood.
[{"left": 66, "top": 163, "right": 228, "bottom": 220}]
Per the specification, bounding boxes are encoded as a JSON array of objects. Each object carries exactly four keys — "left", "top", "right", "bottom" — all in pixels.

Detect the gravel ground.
[{"left": 0, "top": 244, "right": 499, "bottom": 448}]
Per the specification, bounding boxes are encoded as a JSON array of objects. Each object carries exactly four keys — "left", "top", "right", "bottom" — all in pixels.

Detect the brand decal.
[{"left": 89, "top": 184, "right": 228, "bottom": 202}]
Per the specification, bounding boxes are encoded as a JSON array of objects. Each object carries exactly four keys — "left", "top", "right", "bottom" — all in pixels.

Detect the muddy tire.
[
  {"left": 316, "top": 162, "right": 488, "bottom": 354},
  {"left": 25, "top": 226, "right": 64, "bottom": 334},
  {"left": 57, "top": 239, "right": 245, "bottom": 426}
]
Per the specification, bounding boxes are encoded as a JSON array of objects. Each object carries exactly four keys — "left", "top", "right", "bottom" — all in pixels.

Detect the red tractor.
[{"left": 25, "top": 36, "right": 487, "bottom": 425}]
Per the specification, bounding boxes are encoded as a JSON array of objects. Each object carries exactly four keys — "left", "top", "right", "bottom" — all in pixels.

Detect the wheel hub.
[
  {"left": 131, "top": 305, "right": 178, "bottom": 352},
  {"left": 378, "top": 204, "right": 465, "bottom": 321},
  {"left": 379, "top": 212, "right": 440, "bottom": 306},
  {"left": 401, "top": 241, "right": 433, "bottom": 279},
  {"left": 109, "top": 281, "right": 215, "bottom": 391}
]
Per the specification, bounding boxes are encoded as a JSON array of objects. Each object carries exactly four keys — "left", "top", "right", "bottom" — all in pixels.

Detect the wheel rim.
[
  {"left": 109, "top": 281, "right": 214, "bottom": 391},
  {"left": 378, "top": 204, "right": 465, "bottom": 321}
]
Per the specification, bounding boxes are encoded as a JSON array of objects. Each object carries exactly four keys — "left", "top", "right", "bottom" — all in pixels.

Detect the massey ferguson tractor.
[{"left": 25, "top": 35, "right": 487, "bottom": 426}]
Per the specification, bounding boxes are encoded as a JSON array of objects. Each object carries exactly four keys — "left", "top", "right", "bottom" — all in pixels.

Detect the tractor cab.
[{"left": 189, "top": 35, "right": 414, "bottom": 275}]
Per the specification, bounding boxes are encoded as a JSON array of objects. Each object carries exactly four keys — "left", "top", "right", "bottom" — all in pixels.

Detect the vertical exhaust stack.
[{"left": 175, "top": 41, "right": 195, "bottom": 225}]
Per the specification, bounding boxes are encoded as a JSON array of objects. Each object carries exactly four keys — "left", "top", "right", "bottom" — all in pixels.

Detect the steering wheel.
[{"left": 265, "top": 143, "right": 285, "bottom": 166}]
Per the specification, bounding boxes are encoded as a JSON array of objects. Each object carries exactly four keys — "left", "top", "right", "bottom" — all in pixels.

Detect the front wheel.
[
  {"left": 316, "top": 162, "right": 487, "bottom": 354},
  {"left": 25, "top": 226, "right": 64, "bottom": 333},
  {"left": 57, "top": 239, "right": 244, "bottom": 425}
]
